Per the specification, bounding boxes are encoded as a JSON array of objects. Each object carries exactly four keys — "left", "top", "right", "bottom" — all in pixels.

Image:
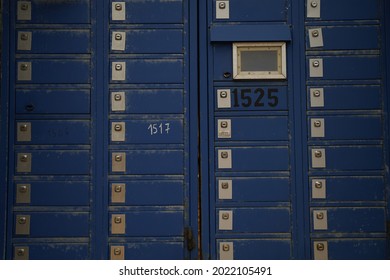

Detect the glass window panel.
[{"left": 240, "top": 50, "right": 278, "bottom": 72}]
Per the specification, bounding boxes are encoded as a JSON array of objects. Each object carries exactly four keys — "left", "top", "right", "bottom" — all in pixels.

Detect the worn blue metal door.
[{"left": 0, "top": 0, "right": 198, "bottom": 260}]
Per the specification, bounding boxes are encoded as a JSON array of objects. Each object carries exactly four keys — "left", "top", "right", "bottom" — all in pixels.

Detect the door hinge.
[{"left": 185, "top": 227, "right": 196, "bottom": 252}]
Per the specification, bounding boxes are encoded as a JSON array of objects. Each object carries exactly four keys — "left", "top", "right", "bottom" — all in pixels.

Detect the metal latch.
[
  {"left": 307, "top": 0, "right": 321, "bottom": 18},
  {"left": 112, "top": 31, "right": 126, "bottom": 51},
  {"left": 313, "top": 241, "right": 328, "bottom": 260},
  {"left": 311, "top": 118, "right": 325, "bottom": 138},
  {"left": 313, "top": 210, "right": 328, "bottom": 230},
  {"left": 312, "top": 179, "right": 326, "bottom": 199},
  {"left": 16, "top": 184, "right": 31, "bottom": 204},
  {"left": 112, "top": 2, "right": 126, "bottom": 21},
  {"left": 17, "top": 62, "right": 32, "bottom": 81},
  {"left": 311, "top": 148, "right": 326, "bottom": 168},
  {"left": 218, "top": 119, "right": 231, "bottom": 139},
  {"left": 15, "top": 215, "right": 31, "bottom": 235},
  {"left": 18, "top": 31, "right": 32, "bottom": 51},
  {"left": 309, "top": 58, "right": 323, "bottom": 78},
  {"left": 17, "top": 1, "right": 32, "bottom": 21},
  {"left": 310, "top": 88, "right": 324, "bottom": 108},
  {"left": 184, "top": 227, "right": 196, "bottom": 251},
  {"left": 110, "top": 246, "right": 125, "bottom": 260},
  {"left": 112, "top": 152, "right": 126, "bottom": 172},
  {"left": 219, "top": 242, "right": 234, "bottom": 260},
  {"left": 219, "top": 210, "right": 233, "bottom": 230},
  {"left": 111, "top": 183, "right": 126, "bottom": 203},
  {"left": 17, "top": 122, "right": 32, "bottom": 142},
  {"left": 218, "top": 149, "right": 232, "bottom": 169},
  {"left": 17, "top": 153, "right": 32, "bottom": 173},
  {"left": 217, "top": 89, "right": 231, "bottom": 108},
  {"left": 112, "top": 62, "right": 126, "bottom": 81},
  {"left": 218, "top": 179, "right": 233, "bottom": 200},
  {"left": 216, "top": 1, "right": 229, "bottom": 19},
  {"left": 308, "top": 28, "right": 324, "bottom": 48},
  {"left": 14, "top": 247, "right": 29, "bottom": 260},
  {"left": 111, "top": 92, "right": 126, "bottom": 111},
  {"left": 111, "top": 214, "right": 126, "bottom": 234},
  {"left": 111, "top": 122, "right": 126, "bottom": 142}
]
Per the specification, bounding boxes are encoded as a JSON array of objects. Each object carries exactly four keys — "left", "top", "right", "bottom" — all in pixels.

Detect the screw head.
[
  {"left": 314, "top": 120, "right": 322, "bottom": 127},
  {"left": 114, "top": 124, "right": 122, "bottom": 131},
  {"left": 220, "top": 91, "right": 228, "bottom": 98},
  {"left": 222, "top": 213, "right": 230, "bottom": 220},
  {"left": 20, "top": 33, "right": 29, "bottom": 40},
  {"left": 221, "top": 182, "right": 229, "bottom": 189},
  {"left": 317, "top": 243, "right": 325, "bottom": 251},
  {"left": 312, "top": 60, "right": 320, "bottom": 67},
  {"left": 115, "top": 64, "right": 122, "bottom": 71},
  {"left": 17, "top": 248, "right": 25, "bottom": 256},
  {"left": 315, "top": 181, "right": 322, "bottom": 189},
  {"left": 18, "top": 217, "right": 27, "bottom": 224},
  {"left": 114, "top": 94, "right": 122, "bottom": 101},
  {"left": 114, "top": 248, "right": 122, "bottom": 255},
  {"left": 311, "top": 1, "right": 318, "bottom": 8},
  {"left": 221, "top": 121, "right": 228, "bottom": 128},
  {"left": 114, "top": 185, "right": 122, "bottom": 193},
  {"left": 115, "top": 33, "right": 122, "bottom": 40},
  {"left": 222, "top": 244, "right": 230, "bottom": 251},
  {"left": 115, "top": 155, "right": 123, "bottom": 162},
  {"left": 20, "top": 124, "right": 28, "bottom": 131},
  {"left": 19, "top": 185, "right": 28, "bottom": 193},
  {"left": 314, "top": 151, "right": 322, "bottom": 158},
  {"left": 114, "top": 216, "right": 122, "bottom": 224},
  {"left": 20, "top": 64, "right": 28, "bottom": 71},
  {"left": 312, "top": 30, "right": 319, "bottom": 37},
  {"left": 313, "top": 90, "right": 321, "bottom": 97},
  {"left": 20, "top": 154, "right": 29, "bottom": 162},
  {"left": 21, "top": 3, "right": 29, "bottom": 11},
  {"left": 316, "top": 212, "right": 324, "bottom": 220},
  {"left": 221, "top": 151, "right": 229, "bottom": 159},
  {"left": 219, "top": 2, "right": 226, "bottom": 9},
  {"left": 115, "top": 3, "right": 123, "bottom": 11}
]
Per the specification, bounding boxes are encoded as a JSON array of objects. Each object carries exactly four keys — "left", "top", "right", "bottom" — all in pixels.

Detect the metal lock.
[
  {"left": 218, "top": 119, "right": 231, "bottom": 139},
  {"left": 17, "top": 153, "right": 32, "bottom": 173},
  {"left": 110, "top": 246, "right": 125, "bottom": 260},
  {"left": 111, "top": 214, "right": 126, "bottom": 234},
  {"left": 311, "top": 118, "right": 325, "bottom": 138},
  {"left": 14, "top": 247, "right": 29, "bottom": 260},
  {"left": 313, "top": 210, "right": 328, "bottom": 230},
  {"left": 111, "top": 122, "right": 126, "bottom": 142},
  {"left": 111, "top": 183, "right": 126, "bottom": 203},
  {"left": 312, "top": 179, "right": 326, "bottom": 199},
  {"left": 218, "top": 150, "right": 232, "bottom": 169},
  {"left": 112, "top": 2, "right": 126, "bottom": 21},
  {"left": 15, "top": 215, "right": 30, "bottom": 235},
  {"left": 219, "top": 242, "right": 234, "bottom": 260},
  {"left": 112, "top": 92, "right": 125, "bottom": 112},
  {"left": 17, "top": 31, "right": 32, "bottom": 51},
  {"left": 309, "top": 59, "right": 323, "bottom": 78},
  {"left": 314, "top": 241, "right": 328, "bottom": 260},
  {"left": 219, "top": 180, "right": 232, "bottom": 200},
  {"left": 309, "top": 28, "right": 324, "bottom": 48},
  {"left": 112, "top": 62, "right": 126, "bottom": 81},
  {"left": 17, "top": 62, "right": 32, "bottom": 81},
  {"left": 216, "top": 1, "right": 229, "bottom": 19},
  {"left": 307, "top": 0, "right": 321, "bottom": 18},
  {"left": 17, "top": 1, "right": 32, "bottom": 21},
  {"left": 16, "top": 184, "right": 31, "bottom": 204},
  {"left": 311, "top": 148, "right": 326, "bottom": 168},
  {"left": 17, "top": 122, "right": 32, "bottom": 142},
  {"left": 112, "top": 32, "right": 126, "bottom": 51},
  {"left": 219, "top": 210, "right": 233, "bottom": 230},
  {"left": 310, "top": 88, "right": 324, "bottom": 108},
  {"left": 217, "top": 89, "right": 231, "bottom": 108},
  {"left": 112, "top": 152, "right": 126, "bottom": 172}
]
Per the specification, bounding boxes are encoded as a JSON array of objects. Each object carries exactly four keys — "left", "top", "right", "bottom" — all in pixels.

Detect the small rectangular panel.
[
  {"left": 110, "top": 242, "right": 184, "bottom": 260},
  {"left": 307, "top": 0, "right": 320, "bottom": 18},
  {"left": 16, "top": 120, "right": 90, "bottom": 145},
  {"left": 111, "top": 214, "right": 126, "bottom": 235},
  {"left": 111, "top": 184, "right": 126, "bottom": 204},
  {"left": 110, "top": 59, "right": 183, "bottom": 84},
  {"left": 111, "top": 92, "right": 125, "bottom": 112},
  {"left": 110, "top": 150, "right": 184, "bottom": 175},
  {"left": 17, "top": 31, "right": 32, "bottom": 51},
  {"left": 219, "top": 242, "right": 234, "bottom": 260},
  {"left": 112, "top": 62, "right": 126, "bottom": 81},
  {"left": 111, "top": 122, "right": 126, "bottom": 142},
  {"left": 13, "top": 213, "right": 89, "bottom": 237},
  {"left": 307, "top": 0, "right": 379, "bottom": 21},
  {"left": 313, "top": 241, "right": 328, "bottom": 260},
  {"left": 217, "top": 239, "right": 291, "bottom": 260},
  {"left": 219, "top": 210, "right": 233, "bottom": 230},
  {"left": 310, "top": 118, "right": 325, "bottom": 138},
  {"left": 110, "top": 119, "right": 183, "bottom": 144},
  {"left": 15, "top": 181, "right": 90, "bottom": 206},
  {"left": 311, "top": 179, "right": 326, "bottom": 199},
  {"left": 309, "top": 146, "right": 383, "bottom": 171},
  {"left": 217, "top": 89, "right": 231, "bottom": 108},
  {"left": 112, "top": 2, "right": 126, "bottom": 21},
  {"left": 310, "top": 176, "right": 384, "bottom": 202},
  {"left": 216, "top": 208, "right": 290, "bottom": 233},
  {"left": 111, "top": 29, "right": 183, "bottom": 54},
  {"left": 111, "top": 90, "right": 183, "bottom": 114},
  {"left": 17, "top": 62, "right": 32, "bottom": 81},
  {"left": 309, "top": 88, "right": 324, "bottom": 108},
  {"left": 110, "top": 180, "right": 183, "bottom": 206},
  {"left": 315, "top": 238, "right": 387, "bottom": 260},
  {"left": 17, "top": 1, "right": 31, "bottom": 21},
  {"left": 308, "top": 85, "right": 381, "bottom": 111},
  {"left": 307, "top": 56, "right": 380, "bottom": 80},
  {"left": 16, "top": 60, "right": 90, "bottom": 84},
  {"left": 216, "top": 1, "right": 229, "bottom": 19},
  {"left": 310, "top": 208, "right": 386, "bottom": 233},
  {"left": 308, "top": 28, "right": 323, "bottom": 48},
  {"left": 112, "top": 152, "right": 126, "bottom": 172},
  {"left": 16, "top": 153, "right": 31, "bottom": 173},
  {"left": 313, "top": 210, "right": 328, "bottom": 230},
  {"left": 218, "top": 180, "right": 233, "bottom": 200},
  {"left": 311, "top": 148, "right": 326, "bottom": 168},
  {"left": 17, "top": 122, "right": 31, "bottom": 142},
  {"left": 307, "top": 26, "right": 380, "bottom": 51},
  {"left": 17, "top": 30, "right": 90, "bottom": 54},
  {"left": 309, "top": 58, "right": 323, "bottom": 77},
  {"left": 16, "top": 89, "right": 90, "bottom": 114},
  {"left": 111, "top": 211, "right": 183, "bottom": 237},
  {"left": 15, "top": 215, "right": 30, "bottom": 235},
  {"left": 21, "top": 0, "right": 90, "bottom": 24},
  {"left": 110, "top": 246, "right": 125, "bottom": 260},
  {"left": 217, "top": 119, "right": 231, "bottom": 139},
  {"left": 216, "top": 147, "right": 289, "bottom": 172},
  {"left": 16, "top": 184, "right": 31, "bottom": 204},
  {"left": 15, "top": 151, "right": 89, "bottom": 175},
  {"left": 217, "top": 177, "right": 290, "bottom": 202},
  {"left": 216, "top": 116, "right": 288, "bottom": 141},
  {"left": 112, "top": 31, "right": 126, "bottom": 51},
  {"left": 111, "top": 0, "right": 183, "bottom": 24},
  {"left": 14, "top": 247, "right": 29, "bottom": 260},
  {"left": 13, "top": 244, "right": 89, "bottom": 260},
  {"left": 218, "top": 149, "right": 232, "bottom": 169}
]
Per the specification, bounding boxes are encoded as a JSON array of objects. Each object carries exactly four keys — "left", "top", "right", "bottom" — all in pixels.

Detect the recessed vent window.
[{"left": 233, "top": 42, "right": 287, "bottom": 79}]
